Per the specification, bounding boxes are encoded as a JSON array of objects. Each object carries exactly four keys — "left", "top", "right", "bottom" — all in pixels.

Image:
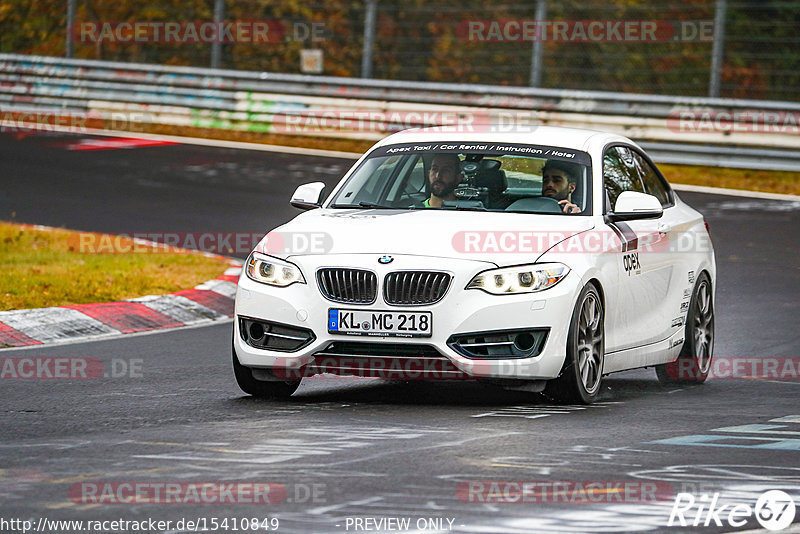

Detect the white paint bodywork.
[{"left": 234, "top": 126, "right": 716, "bottom": 381}]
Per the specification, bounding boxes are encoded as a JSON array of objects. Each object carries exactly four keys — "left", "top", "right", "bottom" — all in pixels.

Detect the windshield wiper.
[
  {"left": 439, "top": 205, "right": 487, "bottom": 212},
  {"left": 329, "top": 201, "right": 398, "bottom": 209},
  {"left": 359, "top": 201, "right": 397, "bottom": 209}
]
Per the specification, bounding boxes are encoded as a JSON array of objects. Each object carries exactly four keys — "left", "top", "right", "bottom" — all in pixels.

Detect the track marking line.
[
  {"left": 13, "top": 124, "right": 363, "bottom": 159},
  {"left": 65, "top": 137, "right": 177, "bottom": 151}
]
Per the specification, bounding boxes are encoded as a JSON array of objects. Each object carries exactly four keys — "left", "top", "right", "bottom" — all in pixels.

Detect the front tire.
[
  {"left": 232, "top": 343, "right": 301, "bottom": 398},
  {"left": 544, "top": 284, "right": 605, "bottom": 404},
  {"left": 656, "top": 272, "right": 714, "bottom": 385}
]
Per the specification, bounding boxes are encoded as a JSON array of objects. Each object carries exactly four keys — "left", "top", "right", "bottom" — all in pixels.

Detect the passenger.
[{"left": 424, "top": 153, "right": 463, "bottom": 208}]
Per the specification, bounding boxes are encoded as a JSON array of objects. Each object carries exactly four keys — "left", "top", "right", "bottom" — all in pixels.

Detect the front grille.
[
  {"left": 383, "top": 271, "right": 451, "bottom": 305},
  {"left": 317, "top": 268, "right": 377, "bottom": 304},
  {"left": 308, "top": 341, "right": 469, "bottom": 379},
  {"left": 320, "top": 341, "right": 442, "bottom": 358}
]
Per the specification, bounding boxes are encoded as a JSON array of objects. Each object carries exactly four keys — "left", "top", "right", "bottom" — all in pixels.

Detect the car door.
[
  {"left": 602, "top": 145, "right": 675, "bottom": 351},
  {"left": 629, "top": 149, "right": 691, "bottom": 354},
  {"left": 630, "top": 149, "right": 704, "bottom": 364}
]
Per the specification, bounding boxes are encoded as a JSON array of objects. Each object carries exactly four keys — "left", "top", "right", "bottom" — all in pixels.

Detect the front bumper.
[{"left": 233, "top": 254, "right": 581, "bottom": 380}]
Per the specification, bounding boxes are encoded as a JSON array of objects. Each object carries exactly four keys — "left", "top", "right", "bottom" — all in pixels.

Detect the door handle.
[{"left": 658, "top": 222, "right": 671, "bottom": 233}]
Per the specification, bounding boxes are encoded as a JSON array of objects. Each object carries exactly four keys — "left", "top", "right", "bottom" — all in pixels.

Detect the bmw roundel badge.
[{"left": 378, "top": 255, "right": 394, "bottom": 264}]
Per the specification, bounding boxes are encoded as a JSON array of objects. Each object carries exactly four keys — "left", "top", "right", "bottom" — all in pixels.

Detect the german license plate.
[{"left": 328, "top": 309, "right": 432, "bottom": 338}]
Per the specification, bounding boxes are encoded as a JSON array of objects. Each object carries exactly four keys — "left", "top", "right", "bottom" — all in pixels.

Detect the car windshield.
[{"left": 328, "top": 142, "right": 592, "bottom": 214}]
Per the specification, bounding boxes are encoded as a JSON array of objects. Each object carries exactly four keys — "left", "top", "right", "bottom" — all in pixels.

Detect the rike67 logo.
[{"left": 669, "top": 490, "right": 796, "bottom": 530}]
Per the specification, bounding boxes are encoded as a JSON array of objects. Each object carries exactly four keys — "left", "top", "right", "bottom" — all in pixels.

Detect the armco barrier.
[{"left": 1, "top": 53, "right": 799, "bottom": 170}]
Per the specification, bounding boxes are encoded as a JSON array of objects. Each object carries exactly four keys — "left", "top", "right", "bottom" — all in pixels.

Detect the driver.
[
  {"left": 423, "top": 153, "right": 463, "bottom": 208},
  {"left": 542, "top": 160, "right": 581, "bottom": 214}
]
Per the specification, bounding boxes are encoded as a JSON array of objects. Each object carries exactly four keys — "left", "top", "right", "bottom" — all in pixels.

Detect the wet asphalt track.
[{"left": 1, "top": 131, "right": 799, "bottom": 533}]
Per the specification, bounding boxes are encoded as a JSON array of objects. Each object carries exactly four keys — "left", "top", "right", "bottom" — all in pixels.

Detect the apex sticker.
[{"left": 623, "top": 252, "right": 641, "bottom": 276}]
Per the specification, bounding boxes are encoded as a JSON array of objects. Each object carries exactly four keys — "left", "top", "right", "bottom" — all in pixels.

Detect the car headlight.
[
  {"left": 467, "top": 263, "right": 569, "bottom": 295},
  {"left": 245, "top": 252, "right": 305, "bottom": 287}
]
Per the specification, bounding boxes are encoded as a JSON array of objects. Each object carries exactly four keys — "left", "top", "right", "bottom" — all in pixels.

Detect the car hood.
[{"left": 255, "top": 209, "right": 595, "bottom": 266}]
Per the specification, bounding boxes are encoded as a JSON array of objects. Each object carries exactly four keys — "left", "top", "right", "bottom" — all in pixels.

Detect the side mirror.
[
  {"left": 290, "top": 182, "right": 326, "bottom": 210},
  {"left": 606, "top": 191, "right": 663, "bottom": 222}
]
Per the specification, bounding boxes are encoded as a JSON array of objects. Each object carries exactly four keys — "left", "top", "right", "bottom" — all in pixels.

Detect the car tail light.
[{"left": 704, "top": 221, "right": 710, "bottom": 235}]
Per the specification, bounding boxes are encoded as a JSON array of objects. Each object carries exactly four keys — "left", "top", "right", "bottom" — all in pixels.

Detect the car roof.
[{"left": 373, "top": 125, "right": 640, "bottom": 153}]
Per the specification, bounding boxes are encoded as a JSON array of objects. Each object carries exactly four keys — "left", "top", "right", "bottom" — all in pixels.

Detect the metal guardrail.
[
  {"left": 1, "top": 53, "right": 798, "bottom": 171},
  {"left": 640, "top": 142, "right": 800, "bottom": 173}
]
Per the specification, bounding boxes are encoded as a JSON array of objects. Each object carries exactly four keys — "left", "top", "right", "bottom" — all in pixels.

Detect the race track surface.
[{"left": 1, "top": 131, "right": 799, "bottom": 533}]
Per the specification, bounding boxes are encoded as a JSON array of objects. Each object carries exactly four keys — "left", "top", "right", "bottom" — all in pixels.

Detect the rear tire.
[
  {"left": 656, "top": 272, "right": 714, "bottom": 386},
  {"left": 544, "top": 284, "right": 605, "bottom": 404},
  {"left": 232, "top": 343, "right": 301, "bottom": 398}
]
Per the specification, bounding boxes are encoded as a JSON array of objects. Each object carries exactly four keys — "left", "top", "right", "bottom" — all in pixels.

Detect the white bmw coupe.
[{"left": 233, "top": 127, "right": 715, "bottom": 403}]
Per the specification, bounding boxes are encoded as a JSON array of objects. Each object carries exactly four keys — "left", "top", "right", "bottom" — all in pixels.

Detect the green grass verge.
[
  {"left": 660, "top": 164, "right": 800, "bottom": 196},
  {"left": 0, "top": 222, "right": 232, "bottom": 311}
]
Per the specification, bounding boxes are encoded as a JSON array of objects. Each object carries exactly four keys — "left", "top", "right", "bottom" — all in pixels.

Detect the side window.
[
  {"left": 335, "top": 156, "right": 401, "bottom": 205},
  {"left": 406, "top": 158, "right": 426, "bottom": 193},
  {"left": 631, "top": 151, "right": 671, "bottom": 207},
  {"left": 386, "top": 155, "right": 425, "bottom": 203},
  {"left": 359, "top": 160, "right": 395, "bottom": 203},
  {"left": 603, "top": 146, "right": 644, "bottom": 209}
]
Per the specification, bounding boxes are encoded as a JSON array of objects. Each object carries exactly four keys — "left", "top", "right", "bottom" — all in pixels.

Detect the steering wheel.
[{"left": 505, "top": 196, "right": 564, "bottom": 213}]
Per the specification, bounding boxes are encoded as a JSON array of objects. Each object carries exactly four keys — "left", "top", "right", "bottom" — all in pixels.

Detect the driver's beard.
[
  {"left": 431, "top": 180, "right": 456, "bottom": 198},
  {"left": 544, "top": 189, "right": 569, "bottom": 201}
]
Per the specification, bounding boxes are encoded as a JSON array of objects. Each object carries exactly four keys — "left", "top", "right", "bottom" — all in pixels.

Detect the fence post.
[
  {"left": 709, "top": 0, "right": 727, "bottom": 98},
  {"left": 529, "top": 0, "right": 547, "bottom": 87},
  {"left": 211, "top": 0, "right": 225, "bottom": 69},
  {"left": 66, "top": 0, "right": 76, "bottom": 58},
  {"left": 361, "top": 0, "right": 377, "bottom": 78}
]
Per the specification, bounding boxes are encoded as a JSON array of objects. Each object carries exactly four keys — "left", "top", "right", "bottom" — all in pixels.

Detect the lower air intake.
[
  {"left": 448, "top": 328, "right": 549, "bottom": 359},
  {"left": 239, "top": 317, "right": 315, "bottom": 352}
]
